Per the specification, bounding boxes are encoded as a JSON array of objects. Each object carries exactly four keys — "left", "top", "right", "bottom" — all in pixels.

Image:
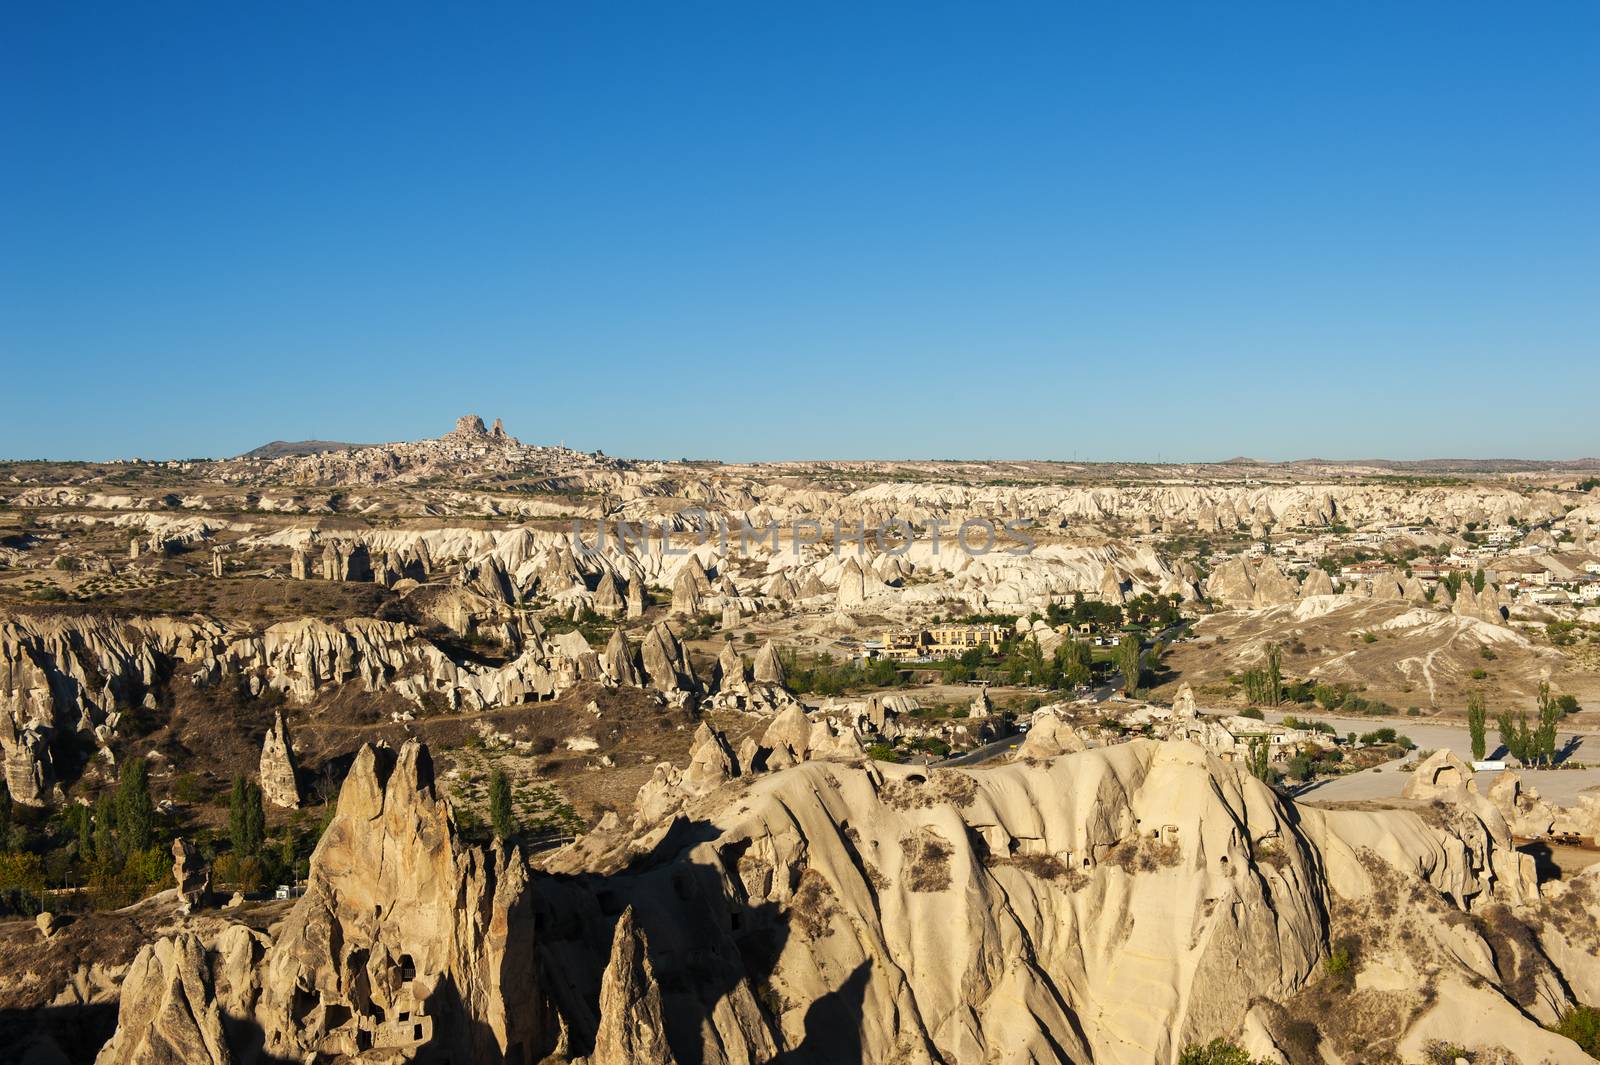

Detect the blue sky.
[{"left": 4, "top": 2, "right": 1597, "bottom": 462}]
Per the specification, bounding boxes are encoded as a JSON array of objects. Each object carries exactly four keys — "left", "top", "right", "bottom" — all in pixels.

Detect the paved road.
[{"left": 936, "top": 735, "right": 1024, "bottom": 767}]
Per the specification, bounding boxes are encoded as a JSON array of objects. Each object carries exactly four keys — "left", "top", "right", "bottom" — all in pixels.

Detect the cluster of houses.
[{"left": 869, "top": 622, "right": 1010, "bottom": 662}]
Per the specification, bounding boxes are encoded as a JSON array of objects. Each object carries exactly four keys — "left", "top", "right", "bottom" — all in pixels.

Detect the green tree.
[
  {"left": 1115, "top": 637, "right": 1142, "bottom": 695},
  {"left": 1246, "top": 736, "right": 1273, "bottom": 782},
  {"left": 115, "top": 759, "right": 155, "bottom": 852},
  {"left": 69, "top": 802, "right": 93, "bottom": 861},
  {"left": 1466, "top": 690, "right": 1488, "bottom": 762},
  {"left": 1057, "top": 638, "right": 1093, "bottom": 688},
  {"left": 229, "top": 776, "right": 266, "bottom": 857},
  {"left": 1242, "top": 643, "right": 1283, "bottom": 707},
  {"left": 92, "top": 793, "right": 118, "bottom": 867},
  {"left": 1535, "top": 682, "right": 1562, "bottom": 767},
  {"left": 489, "top": 770, "right": 515, "bottom": 841},
  {"left": 0, "top": 851, "right": 47, "bottom": 915},
  {"left": 1497, "top": 710, "right": 1535, "bottom": 764}
]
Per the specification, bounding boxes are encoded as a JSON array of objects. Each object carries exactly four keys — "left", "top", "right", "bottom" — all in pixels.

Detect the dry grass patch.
[{"left": 900, "top": 829, "right": 954, "bottom": 892}]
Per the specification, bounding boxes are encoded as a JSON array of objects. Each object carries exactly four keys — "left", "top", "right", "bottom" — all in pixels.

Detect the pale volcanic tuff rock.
[
  {"left": 534, "top": 738, "right": 1566, "bottom": 1065},
  {"left": 638, "top": 621, "right": 697, "bottom": 695},
  {"left": 1, "top": 609, "right": 228, "bottom": 804},
  {"left": 94, "top": 934, "right": 235, "bottom": 1065},
  {"left": 813, "top": 480, "right": 1568, "bottom": 532},
  {"left": 1, "top": 713, "right": 55, "bottom": 806},
  {"left": 1249, "top": 558, "right": 1300, "bottom": 607},
  {"left": 752, "top": 639, "right": 786, "bottom": 686},
  {"left": 1098, "top": 565, "right": 1126, "bottom": 604},
  {"left": 1370, "top": 569, "right": 1405, "bottom": 600},
  {"left": 669, "top": 565, "right": 703, "bottom": 616},
  {"left": 1205, "top": 555, "right": 1302, "bottom": 608},
  {"left": 249, "top": 741, "right": 544, "bottom": 1061},
  {"left": 258, "top": 709, "right": 301, "bottom": 809},
  {"left": 97, "top": 742, "right": 549, "bottom": 1063},
  {"left": 604, "top": 626, "right": 643, "bottom": 688},
  {"left": 172, "top": 837, "right": 210, "bottom": 915},
  {"left": 1454, "top": 581, "right": 1510, "bottom": 625},
  {"left": 1203, "top": 556, "right": 1257, "bottom": 606},
  {"left": 1298, "top": 566, "right": 1335, "bottom": 597},
  {"left": 715, "top": 641, "right": 747, "bottom": 695},
  {"left": 197, "top": 616, "right": 575, "bottom": 711},
  {"left": 591, "top": 571, "right": 626, "bottom": 618},
  {"left": 1013, "top": 704, "right": 1088, "bottom": 759},
  {"left": 835, "top": 555, "right": 867, "bottom": 612},
  {"left": 216, "top": 414, "right": 616, "bottom": 487},
  {"left": 586, "top": 908, "right": 679, "bottom": 1065}
]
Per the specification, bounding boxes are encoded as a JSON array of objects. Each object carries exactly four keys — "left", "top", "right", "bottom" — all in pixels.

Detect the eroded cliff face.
[
  {"left": 0, "top": 611, "right": 225, "bottom": 804},
  {"left": 0, "top": 606, "right": 706, "bottom": 807},
  {"left": 251, "top": 741, "right": 544, "bottom": 1062},
  {"left": 537, "top": 739, "right": 1558, "bottom": 1065},
  {"left": 95, "top": 739, "right": 547, "bottom": 1065},
  {"left": 89, "top": 739, "right": 1600, "bottom": 1065}
]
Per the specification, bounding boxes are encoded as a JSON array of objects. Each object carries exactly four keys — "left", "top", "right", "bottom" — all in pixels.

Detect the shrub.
[
  {"left": 1552, "top": 1004, "right": 1600, "bottom": 1057},
  {"left": 0, "top": 851, "right": 47, "bottom": 915},
  {"left": 1325, "top": 943, "right": 1353, "bottom": 980},
  {"left": 172, "top": 774, "right": 203, "bottom": 804},
  {"left": 1178, "top": 1039, "right": 1264, "bottom": 1065},
  {"left": 1239, "top": 708, "right": 1265, "bottom": 721}
]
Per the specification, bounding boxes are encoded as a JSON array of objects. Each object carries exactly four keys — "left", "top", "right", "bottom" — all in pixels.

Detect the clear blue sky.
[{"left": 4, "top": 3, "right": 1597, "bottom": 463}]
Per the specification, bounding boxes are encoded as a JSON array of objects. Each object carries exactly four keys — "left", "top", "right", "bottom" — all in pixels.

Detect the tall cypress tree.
[
  {"left": 229, "top": 776, "right": 266, "bottom": 857},
  {"left": 115, "top": 759, "right": 154, "bottom": 852},
  {"left": 489, "top": 770, "right": 515, "bottom": 841},
  {"left": 1466, "top": 691, "right": 1488, "bottom": 762}
]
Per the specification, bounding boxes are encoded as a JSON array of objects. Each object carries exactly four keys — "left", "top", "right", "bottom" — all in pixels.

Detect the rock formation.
[
  {"left": 604, "top": 626, "right": 643, "bottom": 687},
  {"left": 714, "top": 641, "right": 746, "bottom": 695},
  {"left": 1299, "top": 567, "right": 1335, "bottom": 597},
  {"left": 836, "top": 556, "right": 866, "bottom": 612},
  {"left": 591, "top": 572, "right": 625, "bottom": 618},
  {"left": 258, "top": 710, "right": 301, "bottom": 809},
  {"left": 172, "top": 837, "right": 210, "bottom": 915},
  {"left": 752, "top": 639, "right": 785, "bottom": 686},
  {"left": 669, "top": 566, "right": 702, "bottom": 617},
  {"left": 94, "top": 934, "right": 234, "bottom": 1065},
  {"left": 588, "top": 908, "right": 679, "bottom": 1065},
  {"left": 639, "top": 622, "right": 695, "bottom": 695},
  {"left": 1250, "top": 559, "right": 1299, "bottom": 607},
  {"left": 253, "top": 740, "right": 546, "bottom": 1061},
  {"left": 1015, "top": 704, "right": 1087, "bottom": 758},
  {"left": 535, "top": 738, "right": 1563, "bottom": 1064}
]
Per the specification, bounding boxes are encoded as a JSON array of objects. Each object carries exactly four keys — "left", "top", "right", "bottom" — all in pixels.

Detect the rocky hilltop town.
[{"left": 0, "top": 415, "right": 1598, "bottom": 1063}]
